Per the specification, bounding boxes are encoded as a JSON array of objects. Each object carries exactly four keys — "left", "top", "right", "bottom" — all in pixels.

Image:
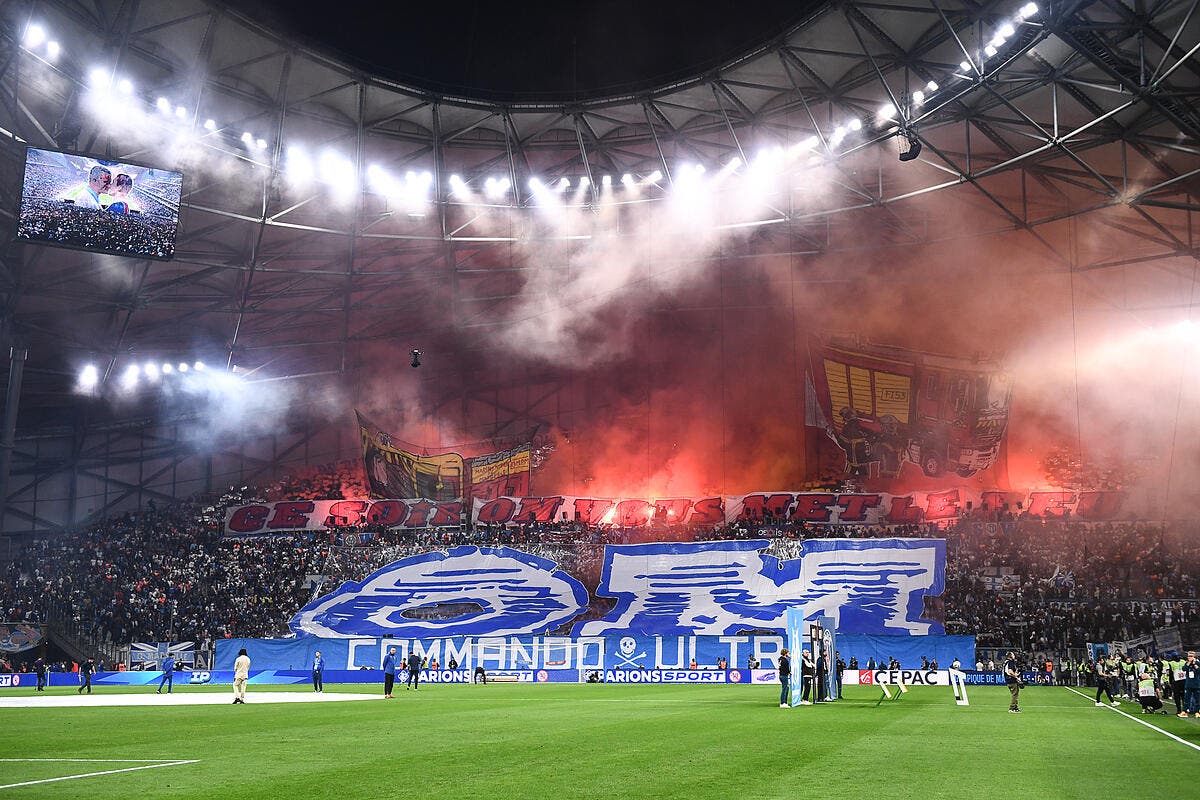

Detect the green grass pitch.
[{"left": 2, "top": 683, "right": 1199, "bottom": 799}]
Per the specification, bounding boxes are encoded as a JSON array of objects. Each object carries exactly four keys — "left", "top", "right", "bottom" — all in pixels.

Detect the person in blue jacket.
[
  {"left": 157, "top": 655, "right": 175, "bottom": 694},
  {"left": 383, "top": 647, "right": 397, "bottom": 699},
  {"left": 312, "top": 650, "right": 324, "bottom": 693}
]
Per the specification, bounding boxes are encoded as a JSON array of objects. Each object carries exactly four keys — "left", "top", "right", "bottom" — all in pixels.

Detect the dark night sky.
[{"left": 235, "top": 0, "right": 823, "bottom": 101}]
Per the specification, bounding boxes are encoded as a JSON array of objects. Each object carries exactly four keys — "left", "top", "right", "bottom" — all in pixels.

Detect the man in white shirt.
[
  {"left": 62, "top": 166, "right": 111, "bottom": 209},
  {"left": 233, "top": 648, "right": 251, "bottom": 704}
]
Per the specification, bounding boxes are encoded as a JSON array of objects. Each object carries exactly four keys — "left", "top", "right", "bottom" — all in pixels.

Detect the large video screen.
[{"left": 16, "top": 147, "right": 183, "bottom": 260}]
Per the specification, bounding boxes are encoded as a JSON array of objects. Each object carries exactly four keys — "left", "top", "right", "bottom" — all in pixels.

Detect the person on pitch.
[
  {"left": 383, "top": 646, "right": 397, "bottom": 698},
  {"left": 406, "top": 650, "right": 422, "bottom": 691},
  {"left": 778, "top": 648, "right": 792, "bottom": 708},
  {"left": 1003, "top": 651, "right": 1021, "bottom": 713},
  {"left": 232, "top": 648, "right": 251, "bottom": 704},
  {"left": 1094, "top": 654, "right": 1120, "bottom": 707},
  {"left": 312, "top": 650, "right": 324, "bottom": 693},
  {"left": 157, "top": 654, "right": 175, "bottom": 694},
  {"left": 1184, "top": 651, "right": 1200, "bottom": 718},
  {"left": 77, "top": 657, "right": 96, "bottom": 695}
]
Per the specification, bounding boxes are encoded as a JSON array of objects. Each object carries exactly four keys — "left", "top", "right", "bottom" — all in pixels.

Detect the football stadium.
[{"left": 2, "top": 1, "right": 1200, "bottom": 797}]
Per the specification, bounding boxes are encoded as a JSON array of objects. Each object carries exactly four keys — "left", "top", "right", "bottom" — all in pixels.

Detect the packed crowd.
[
  {"left": 3, "top": 467, "right": 1198, "bottom": 663},
  {"left": 18, "top": 197, "right": 179, "bottom": 259}
]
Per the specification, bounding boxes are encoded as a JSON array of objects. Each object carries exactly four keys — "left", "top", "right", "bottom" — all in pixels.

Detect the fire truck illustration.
[{"left": 809, "top": 337, "right": 1012, "bottom": 479}]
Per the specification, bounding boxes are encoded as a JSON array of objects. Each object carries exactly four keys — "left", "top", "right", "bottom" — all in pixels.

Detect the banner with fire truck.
[
  {"left": 222, "top": 489, "right": 1125, "bottom": 535},
  {"left": 806, "top": 336, "right": 1012, "bottom": 482}
]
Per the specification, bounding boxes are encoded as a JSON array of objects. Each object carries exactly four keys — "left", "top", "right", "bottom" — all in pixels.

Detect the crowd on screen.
[
  {"left": 18, "top": 162, "right": 179, "bottom": 258},
  {"left": 3, "top": 466, "right": 1199, "bottom": 667}
]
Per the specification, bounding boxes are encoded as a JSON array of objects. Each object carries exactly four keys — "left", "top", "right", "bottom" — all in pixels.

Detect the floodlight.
[
  {"left": 959, "top": 60, "right": 972, "bottom": 72},
  {"left": 121, "top": 365, "right": 139, "bottom": 390},
  {"left": 88, "top": 67, "right": 110, "bottom": 87},
  {"left": 648, "top": 170, "right": 663, "bottom": 182},
  {"left": 725, "top": 156, "right": 742, "bottom": 169},
  {"left": 878, "top": 102, "right": 896, "bottom": 119},
  {"left": 985, "top": 44, "right": 998, "bottom": 57},
  {"left": 25, "top": 25, "right": 47, "bottom": 48},
  {"left": 557, "top": 177, "right": 570, "bottom": 190},
  {"left": 156, "top": 97, "right": 171, "bottom": 113},
  {"left": 79, "top": 364, "right": 98, "bottom": 391},
  {"left": 203, "top": 119, "right": 217, "bottom": 131},
  {"left": 528, "top": 177, "right": 542, "bottom": 191},
  {"left": 998, "top": 23, "right": 1016, "bottom": 38},
  {"left": 117, "top": 78, "right": 133, "bottom": 95},
  {"left": 176, "top": 106, "right": 188, "bottom": 119},
  {"left": 256, "top": 138, "right": 267, "bottom": 150},
  {"left": 991, "top": 34, "right": 1006, "bottom": 48},
  {"left": 925, "top": 81, "right": 939, "bottom": 93},
  {"left": 194, "top": 361, "right": 206, "bottom": 371},
  {"left": 1018, "top": 2, "right": 1039, "bottom": 18},
  {"left": 143, "top": 363, "right": 160, "bottom": 381},
  {"left": 178, "top": 363, "right": 189, "bottom": 373},
  {"left": 848, "top": 118, "right": 862, "bottom": 131},
  {"left": 579, "top": 176, "right": 590, "bottom": 188},
  {"left": 912, "top": 90, "right": 925, "bottom": 104},
  {"left": 287, "top": 146, "right": 315, "bottom": 183},
  {"left": 46, "top": 41, "right": 60, "bottom": 60},
  {"left": 621, "top": 174, "right": 634, "bottom": 185},
  {"left": 801, "top": 135, "right": 819, "bottom": 150},
  {"left": 601, "top": 174, "right": 612, "bottom": 186},
  {"left": 241, "top": 131, "right": 253, "bottom": 144},
  {"left": 318, "top": 149, "right": 356, "bottom": 195},
  {"left": 162, "top": 363, "right": 174, "bottom": 374}
]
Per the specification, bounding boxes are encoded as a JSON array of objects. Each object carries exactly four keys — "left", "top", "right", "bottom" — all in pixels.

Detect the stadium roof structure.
[{"left": 0, "top": 0, "right": 1198, "bottom": 533}]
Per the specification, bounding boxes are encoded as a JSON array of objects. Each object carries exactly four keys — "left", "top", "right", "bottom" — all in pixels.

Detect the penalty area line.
[
  {"left": 1064, "top": 686, "right": 1200, "bottom": 754},
  {"left": 0, "top": 759, "right": 199, "bottom": 790}
]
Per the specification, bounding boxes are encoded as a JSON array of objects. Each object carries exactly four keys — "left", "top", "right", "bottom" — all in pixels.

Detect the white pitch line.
[
  {"left": 0, "top": 762, "right": 189, "bottom": 767},
  {"left": 0, "top": 759, "right": 198, "bottom": 790},
  {"left": 1064, "top": 686, "right": 1200, "bottom": 754}
]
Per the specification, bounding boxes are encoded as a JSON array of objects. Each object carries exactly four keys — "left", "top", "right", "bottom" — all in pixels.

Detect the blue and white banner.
[
  {"left": 129, "top": 641, "right": 196, "bottom": 669},
  {"left": 215, "top": 633, "right": 973, "bottom": 674},
  {"left": 290, "top": 538, "right": 945, "bottom": 638},
  {"left": 290, "top": 546, "right": 590, "bottom": 638}
]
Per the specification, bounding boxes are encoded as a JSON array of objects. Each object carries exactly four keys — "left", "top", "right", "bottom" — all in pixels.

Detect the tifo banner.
[
  {"left": 224, "top": 498, "right": 463, "bottom": 535},
  {"left": 291, "top": 546, "right": 590, "bottom": 638},
  {"left": 214, "top": 633, "right": 974, "bottom": 673},
  {"left": 358, "top": 412, "right": 531, "bottom": 503},
  {"left": 468, "top": 444, "right": 532, "bottom": 501},
  {"left": 806, "top": 335, "right": 1011, "bottom": 481},
  {"left": 359, "top": 412, "right": 465, "bottom": 501},
  {"left": 128, "top": 641, "right": 196, "bottom": 669},
  {"left": 472, "top": 489, "right": 1125, "bottom": 527},
  {"left": 223, "top": 489, "right": 1125, "bottom": 535},
  {"left": 0, "top": 623, "right": 42, "bottom": 653},
  {"left": 290, "top": 538, "right": 945, "bottom": 638}
]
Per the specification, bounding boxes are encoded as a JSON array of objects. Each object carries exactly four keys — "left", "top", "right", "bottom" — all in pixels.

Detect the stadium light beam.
[
  {"left": 78, "top": 364, "right": 98, "bottom": 392},
  {"left": 156, "top": 97, "right": 171, "bottom": 113},
  {"left": 1018, "top": 2, "right": 1039, "bottom": 18},
  {"left": 117, "top": 78, "right": 133, "bottom": 95},
  {"left": 24, "top": 25, "right": 46, "bottom": 49},
  {"left": 45, "top": 41, "right": 60, "bottom": 60},
  {"left": 203, "top": 119, "right": 216, "bottom": 131}
]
